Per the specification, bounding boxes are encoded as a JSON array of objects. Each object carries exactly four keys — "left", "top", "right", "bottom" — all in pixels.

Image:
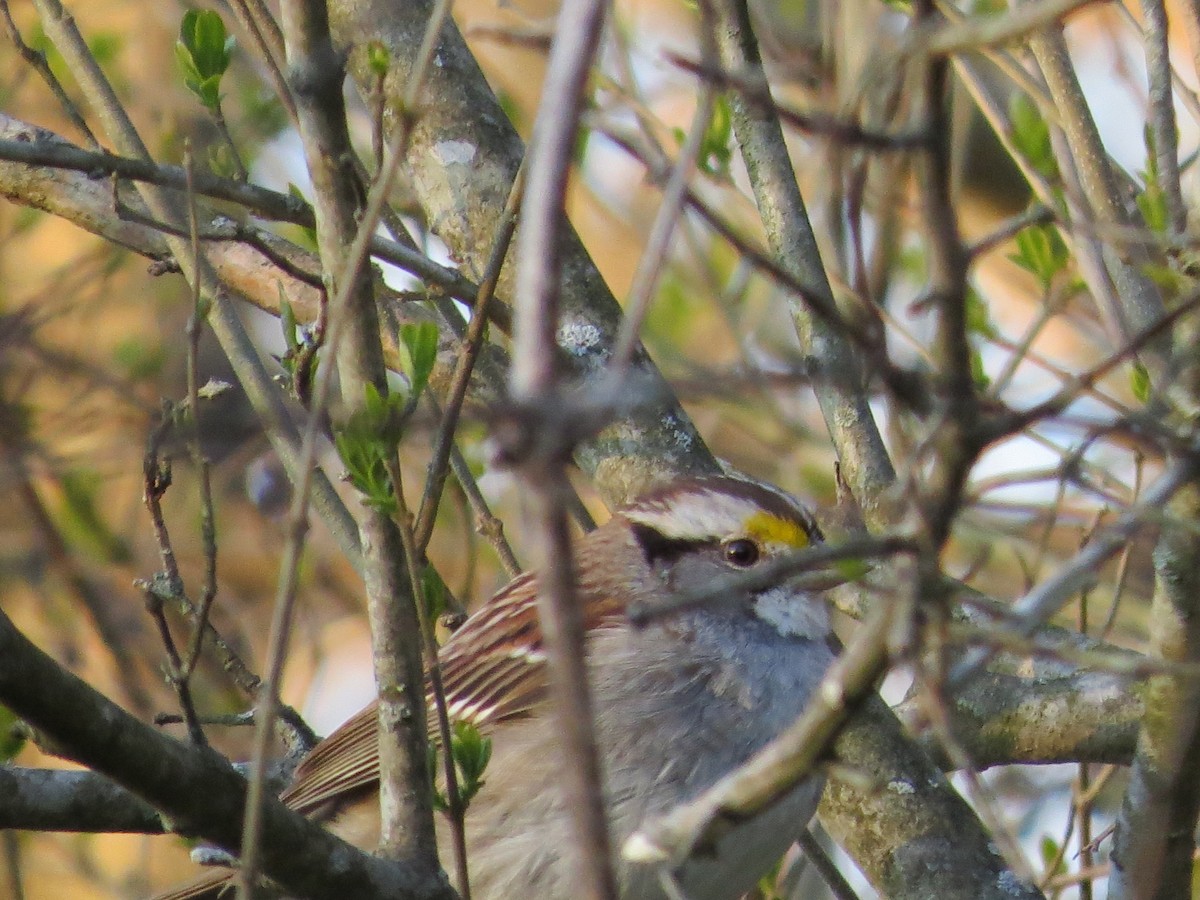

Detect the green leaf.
[
  {"left": 1008, "top": 223, "right": 1068, "bottom": 289},
  {"left": 421, "top": 565, "right": 447, "bottom": 624},
  {"left": 970, "top": 344, "right": 991, "bottom": 390},
  {"left": 334, "top": 384, "right": 412, "bottom": 513},
  {"left": 177, "top": 10, "right": 234, "bottom": 109},
  {"left": 701, "top": 95, "right": 733, "bottom": 178},
  {"left": 574, "top": 124, "right": 592, "bottom": 167},
  {"left": 180, "top": 10, "right": 233, "bottom": 79},
  {"left": 430, "top": 722, "right": 492, "bottom": 811},
  {"left": 174, "top": 42, "right": 203, "bottom": 91},
  {"left": 673, "top": 96, "right": 733, "bottom": 178},
  {"left": 964, "top": 287, "right": 998, "bottom": 339},
  {"left": 1131, "top": 361, "right": 1151, "bottom": 403},
  {"left": 834, "top": 558, "right": 871, "bottom": 582},
  {"left": 206, "top": 143, "right": 241, "bottom": 180},
  {"left": 1142, "top": 123, "right": 1160, "bottom": 184},
  {"left": 280, "top": 293, "right": 299, "bottom": 354},
  {"left": 0, "top": 705, "right": 26, "bottom": 762},
  {"left": 1141, "top": 262, "right": 1189, "bottom": 295},
  {"left": 1135, "top": 125, "right": 1168, "bottom": 233},
  {"left": 1136, "top": 183, "right": 1168, "bottom": 234},
  {"left": 428, "top": 741, "right": 448, "bottom": 812},
  {"left": 368, "top": 382, "right": 409, "bottom": 446},
  {"left": 1008, "top": 94, "right": 1057, "bottom": 181},
  {"left": 399, "top": 322, "right": 439, "bottom": 399},
  {"left": 496, "top": 90, "right": 523, "bottom": 130},
  {"left": 287, "top": 184, "right": 318, "bottom": 248},
  {"left": 1039, "top": 834, "right": 1066, "bottom": 876},
  {"left": 573, "top": 92, "right": 596, "bottom": 166},
  {"left": 334, "top": 431, "right": 397, "bottom": 514},
  {"left": 450, "top": 720, "right": 492, "bottom": 805},
  {"left": 366, "top": 41, "right": 390, "bottom": 78}
]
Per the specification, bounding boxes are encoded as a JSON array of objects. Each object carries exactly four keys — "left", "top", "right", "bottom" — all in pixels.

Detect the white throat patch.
[{"left": 753, "top": 586, "right": 830, "bottom": 639}]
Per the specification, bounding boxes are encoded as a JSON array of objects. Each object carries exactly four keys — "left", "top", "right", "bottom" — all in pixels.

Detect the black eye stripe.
[
  {"left": 631, "top": 525, "right": 769, "bottom": 570},
  {"left": 631, "top": 524, "right": 707, "bottom": 566}
]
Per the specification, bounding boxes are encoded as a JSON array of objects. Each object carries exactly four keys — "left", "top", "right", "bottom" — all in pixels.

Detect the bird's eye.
[{"left": 723, "top": 538, "right": 760, "bottom": 568}]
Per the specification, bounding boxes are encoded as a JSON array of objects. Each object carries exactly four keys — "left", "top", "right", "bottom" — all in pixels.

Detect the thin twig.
[
  {"left": 435, "top": 399, "right": 523, "bottom": 578},
  {"left": 506, "top": 0, "right": 619, "bottom": 895},
  {"left": 610, "top": 47, "right": 717, "bottom": 371},
  {"left": 224, "top": 0, "right": 299, "bottom": 125},
  {"left": 140, "top": 413, "right": 207, "bottom": 748},
  {"left": 392, "top": 463, "right": 472, "bottom": 900},
  {"left": 0, "top": 0, "right": 98, "bottom": 148},
  {"left": 415, "top": 161, "right": 526, "bottom": 554},
  {"left": 795, "top": 830, "right": 862, "bottom": 900},
  {"left": 710, "top": 0, "right": 897, "bottom": 523},
  {"left": 181, "top": 146, "right": 221, "bottom": 681},
  {"left": 948, "top": 453, "right": 1200, "bottom": 688},
  {"left": 917, "top": 0, "right": 1101, "bottom": 57},
  {"left": 242, "top": 0, "right": 449, "bottom": 886},
  {"left": 669, "top": 55, "right": 932, "bottom": 151},
  {"left": 30, "top": 0, "right": 365, "bottom": 572},
  {"left": 1138, "top": 0, "right": 1187, "bottom": 234}
]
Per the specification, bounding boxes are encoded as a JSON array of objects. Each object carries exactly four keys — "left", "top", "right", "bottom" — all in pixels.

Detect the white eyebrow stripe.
[{"left": 625, "top": 491, "right": 768, "bottom": 540}]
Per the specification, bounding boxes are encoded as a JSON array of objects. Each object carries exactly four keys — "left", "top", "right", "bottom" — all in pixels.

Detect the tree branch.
[
  {"left": 0, "top": 607, "right": 454, "bottom": 900},
  {"left": 331, "top": 0, "right": 720, "bottom": 501},
  {"left": 0, "top": 768, "right": 163, "bottom": 833}
]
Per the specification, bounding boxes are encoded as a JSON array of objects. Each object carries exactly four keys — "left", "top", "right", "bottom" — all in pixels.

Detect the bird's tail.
[{"left": 148, "top": 867, "right": 235, "bottom": 900}]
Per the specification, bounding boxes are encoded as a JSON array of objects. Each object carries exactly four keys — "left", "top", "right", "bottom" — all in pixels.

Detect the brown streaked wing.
[
  {"left": 442, "top": 653, "right": 546, "bottom": 726},
  {"left": 149, "top": 868, "right": 234, "bottom": 900},
  {"left": 279, "top": 571, "right": 628, "bottom": 816},
  {"left": 283, "top": 701, "right": 379, "bottom": 813},
  {"left": 435, "top": 572, "right": 627, "bottom": 727},
  {"left": 436, "top": 572, "right": 544, "bottom": 726},
  {"left": 280, "top": 573, "right": 544, "bottom": 814}
]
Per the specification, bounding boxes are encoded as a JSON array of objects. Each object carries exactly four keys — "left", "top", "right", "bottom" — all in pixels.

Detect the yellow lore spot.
[{"left": 744, "top": 512, "right": 810, "bottom": 549}]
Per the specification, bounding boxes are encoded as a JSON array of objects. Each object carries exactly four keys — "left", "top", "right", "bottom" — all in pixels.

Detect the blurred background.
[{"left": 1, "top": 0, "right": 1189, "bottom": 896}]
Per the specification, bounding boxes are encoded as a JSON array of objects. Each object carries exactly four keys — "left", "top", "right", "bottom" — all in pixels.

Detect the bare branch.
[{"left": 0, "top": 607, "right": 454, "bottom": 900}]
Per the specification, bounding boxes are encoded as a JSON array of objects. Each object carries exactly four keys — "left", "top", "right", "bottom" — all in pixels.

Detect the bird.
[{"left": 153, "top": 475, "right": 840, "bottom": 900}]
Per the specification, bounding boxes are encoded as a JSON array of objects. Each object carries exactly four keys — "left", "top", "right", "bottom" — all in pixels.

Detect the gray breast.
[{"left": 456, "top": 617, "right": 833, "bottom": 900}]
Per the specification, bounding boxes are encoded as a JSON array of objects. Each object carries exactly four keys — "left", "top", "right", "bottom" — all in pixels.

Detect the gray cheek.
[{"left": 659, "top": 552, "right": 737, "bottom": 598}]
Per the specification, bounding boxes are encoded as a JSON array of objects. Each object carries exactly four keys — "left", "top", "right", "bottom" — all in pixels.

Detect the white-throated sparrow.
[{"left": 156, "top": 475, "right": 839, "bottom": 900}]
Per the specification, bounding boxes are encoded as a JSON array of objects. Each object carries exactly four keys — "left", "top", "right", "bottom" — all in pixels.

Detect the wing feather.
[
  {"left": 153, "top": 536, "right": 634, "bottom": 898},
  {"left": 283, "top": 571, "right": 596, "bottom": 814}
]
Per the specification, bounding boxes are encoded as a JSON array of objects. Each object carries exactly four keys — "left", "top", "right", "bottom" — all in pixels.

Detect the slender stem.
[
  {"left": 709, "top": 0, "right": 896, "bottom": 527},
  {"left": 1138, "top": 0, "right": 1187, "bottom": 234},
  {"left": 181, "top": 148, "right": 220, "bottom": 682},
  {"left": 276, "top": 0, "right": 439, "bottom": 876},
  {"left": 415, "top": 162, "right": 526, "bottom": 553},
  {"left": 392, "top": 463, "right": 472, "bottom": 900},
  {"left": 507, "top": 0, "right": 618, "bottom": 896}
]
